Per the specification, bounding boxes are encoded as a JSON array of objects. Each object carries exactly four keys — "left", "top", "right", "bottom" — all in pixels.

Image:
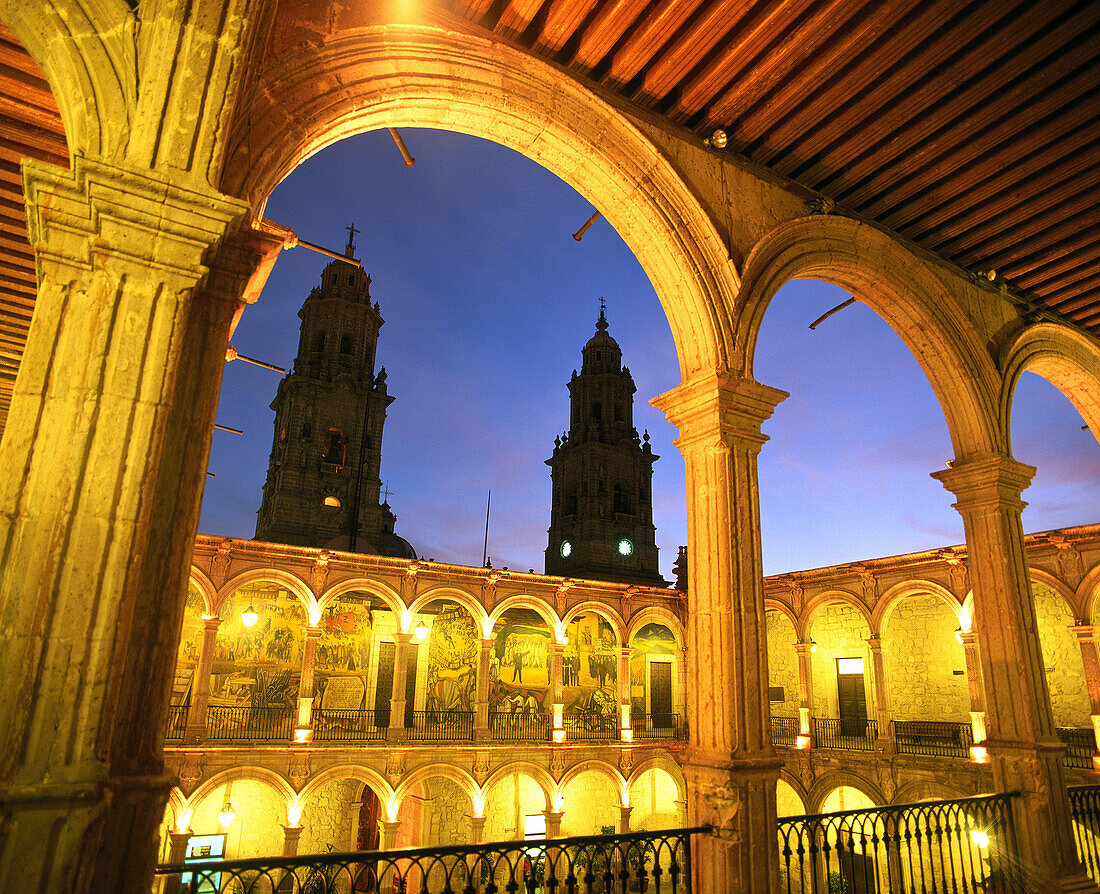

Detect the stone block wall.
[
  {"left": 1033, "top": 582, "right": 1091, "bottom": 727},
  {"left": 883, "top": 594, "right": 969, "bottom": 721},
  {"left": 484, "top": 772, "right": 547, "bottom": 842},
  {"left": 629, "top": 768, "right": 681, "bottom": 831},
  {"left": 419, "top": 777, "right": 471, "bottom": 846},
  {"left": 810, "top": 602, "right": 872, "bottom": 718},
  {"left": 766, "top": 610, "right": 799, "bottom": 717},
  {"left": 191, "top": 781, "right": 287, "bottom": 859},
  {"left": 562, "top": 773, "right": 621, "bottom": 837},
  {"left": 300, "top": 778, "right": 360, "bottom": 853}
]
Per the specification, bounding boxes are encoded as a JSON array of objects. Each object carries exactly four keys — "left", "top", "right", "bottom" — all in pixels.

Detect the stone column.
[
  {"left": 959, "top": 630, "right": 989, "bottom": 749},
  {"left": 379, "top": 820, "right": 402, "bottom": 894},
  {"left": 619, "top": 645, "right": 633, "bottom": 739},
  {"left": 543, "top": 810, "right": 563, "bottom": 839},
  {"left": 184, "top": 617, "right": 222, "bottom": 744},
  {"left": 618, "top": 805, "right": 633, "bottom": 834},
  {"left": 281, "top": 825, "right": 302, "bottom": 857},
  {"left": 389, "top": 632, "right": 413, "bottom": 741},
  {"left": 467, "top": 815, "right": 486, "bottom": 844},
  {"left": 162, "top": 831, "right": 192, "bottom": 894},
  {"left": 794, "top": 641, "right": 815, "bottom": 746},
  {"left": 653, "top": 372, "right": 787, "bottom": 894},
  {"left": 296, "top": 626, "right": 321, "bottom": 741},
  {"left": 866, "top": 636, "right": 894, "bottom": 752},
  {"left": 1071, "top": 626, "right": 1100, "bottom": 768},
  {"left": 933, "top": 456, "right": 1093, "bottom": 890},
  {"left": 551, "top": 642, "right": 565, "bottom": 738},
  {"left": 475, "top": 637, "right": 493, "bottom": 740},
  {"left": 0, "top": 155, "right": 283, "bottom": 894}
]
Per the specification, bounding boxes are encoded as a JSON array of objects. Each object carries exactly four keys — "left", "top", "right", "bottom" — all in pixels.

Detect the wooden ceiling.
[{"left": 0, "top": 3, "right": 1098, "bottom": 431}]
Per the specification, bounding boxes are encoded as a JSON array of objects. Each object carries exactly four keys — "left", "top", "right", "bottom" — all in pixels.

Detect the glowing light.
[
  {"left": 473, "top": 794, "right": 486, "bottom": 817},
  {"left": 556, "top": 625, "right": 568, "bottom": 644},
  {"left": 796, "top": 734, "right": 812, "bottom": 750},
  {"left": 308, "top": 605, "right": 322, "bottom": 626},
  {"left": 955, "top": 628, "right": 964, "bottom": 645},
  {"left": 482, "top": 618, "right": 495, "bottom": 638},
  {"left": 810, "top": 640, "right": 817, "bottom": 654},
  {"left": 970, "top": 830, "right": 990, "bottom": 849},
  {"left": 970, "top": 745, "right": 989, "bottom": 763},
  {"left": 414, "top": 623, "right": 429, "bottom": 641},
  {"left": 552, "top": 793, "right": 565, "bottom": 812},
  {"left": 553, "top": 729, "right": 566, "bottom": 743},
  {"left": 386, "top": 798, "right": 401, "bottom": 822},
  {"left": 241, "top": 605, "right": 258, "bottom": 628},
  {"left": 706, "top": 129, "right": 728, "bottom": 149},
  {"left": 176, "top": 809, "right": 193, "bottom": 833},
  {"left": 621, "top": 788, "right": 630, "bottom": 809},
  {"left": 959, "top": 606, "right": 972, "bottom": 632},
  {"left": 323, "top": 495, "right": 341, "bottom": 507},
  {"left": 620, "top": 729, "right": 634, "bottom": 743},
  {"left": 400, "top": 610, "right": 412, "bottom": 634},
  {"left": 287, "top": 801, "right": 303, "bottom": 827},
  {"left": 218, "top": 802, "right": 237, "bottom": 829},
  {"left": 294, "top": 728, "right": 311, "bottom": 744}
]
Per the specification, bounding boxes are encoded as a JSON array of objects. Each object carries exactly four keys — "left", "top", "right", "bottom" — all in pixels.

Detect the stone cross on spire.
[{"left": 345, "top": 222, "right": 360, "bottom": 258}]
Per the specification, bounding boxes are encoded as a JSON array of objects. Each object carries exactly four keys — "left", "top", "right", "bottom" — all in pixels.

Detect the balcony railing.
[
  {"left": 406, "top": 710, "right": 474, "bottom": 742},
  {"left": 312, "top": 709, "right": 386, "bottom": 742},
  {"left": 632, "top": 713, "right": 683, "bottom": 740},
  {"left": 564, "top": 711, "right": 619, "bottom": 741},
  {"left": 489, "top": 710, "right": 551, "bottom": 741},
  {"left": 164, "top": 705, "right": 188, "bottom": 742},
  {"left": 778, "top": 792, "right": 1022, "bottom": 893},
  {"left": 1059, "top": 727, "right": 1098, "bottom": 770},
  {"left": 894, "top": 719, "right": 973, "bottom": 758},
  {"left": 812, "top": 716, "right": 878, "bottom": 751},
  {"left": 770, "top": 715, "right": 800, "bottom": 747},
  {"left": 155, "top": 826, "right": 710, "bottom": 894},
  {"left": 205, "top": 706, "right": 294, "bottom": 742},
  {"left": 1069, "top": 784, "right": 1100, "bottom": 886}
]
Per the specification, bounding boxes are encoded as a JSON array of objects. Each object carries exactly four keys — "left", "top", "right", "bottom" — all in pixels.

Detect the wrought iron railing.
[
  {"left": 565, "top": 712, "right": 619, "bottom": 741},
  {"left": 154, "top": 826, "right": 711, "bottom": 893},
  {"left": 1059, "top": 727, "right": 1098, "bottom": 770},
  {"left": 312, "top": 709, "right": 386, "bottom": 742},
  {"left": 631, "top": 713, "right": 682, "bottom": 740},
  {"left": 489, "top": 710, "right": 551, "bottom": 741},
  {"left": 406, "top": 710, "right": 475, "bottom": 742},
  {"left": 164, "top": 705, "right": 188, "bottom": 741},
  {"left": 894, "top": 719, "right": 973, "bottom": 758},
  {"left": 205, "top": 705, "right": 294, "bottom": 742},
  {"left": 770, "top": 715, "right": 800, "bottom": 747},
  {"left": 1069, "top": 784, "right": 1100, "bottom": 885},
  {"left": 812, "top": 717, "right": 878, "bottom": 751},
  {"left": 778, "top": 792, "right": 1022, "bottom": 893}
]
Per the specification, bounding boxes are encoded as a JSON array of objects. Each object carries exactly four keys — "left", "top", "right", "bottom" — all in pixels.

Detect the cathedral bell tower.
[
  {"left": 545, "top": 309, "right": 665, "bottom": 585},
  {"left": 255, "top": 225, "right": 414, "bottom": 558}
]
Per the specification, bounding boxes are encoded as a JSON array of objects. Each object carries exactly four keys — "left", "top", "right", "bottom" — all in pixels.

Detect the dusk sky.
[{"left": 200, "top": 128, "right": 1100, "bottom": 578}]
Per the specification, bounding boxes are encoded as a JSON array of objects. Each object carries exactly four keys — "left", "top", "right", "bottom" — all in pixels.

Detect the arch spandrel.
[
  {"left": 218, "top": 25, "right": 735, "bottom": 379},
  {"left": 482, "top": 762, "right": 555, "bottom": 810},
  {"left": 188, "top": 568, "right": 218, "bottom": 615},
  {"left": 625, "top": 606, "right": 685, "bottom": 648},
  {"left": 799, "top": 589, "right": 872, "bottom": 641},
  {"left": 215, "top": 568, "right": 316, "bottom": 616},
  {"left": 735, "top": 215, "right": 1003, "bottom": 459},
  {"left": 318, "top": 578, "right": 404, "bottom": 617},
  {"left": 300, "top": 765, "right": 394, "bottom": 805},
  {"left": 408, "top": 586, "right": 489, "bottom": 629},
  {"left": 873, "top": 579, "right": 964, "bottom": 636},
  {"left": 393, "top": 764, "right": 478, "bottom": 811},
  {"left": 561, "top": 601, "right": 626, "bottom": 644}
]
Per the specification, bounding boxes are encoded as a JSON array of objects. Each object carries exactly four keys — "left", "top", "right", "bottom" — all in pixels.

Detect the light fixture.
[
  {"left": 810, "top": 640, "right": 817, "bottom": 654},
  {"left": 955, "top": 628, "right": 964, "bottom": 645},
  {"left": 970, "top": 830, "right": 990, "bottom": 849},
  {"left": 218, "top": 802, "right": 237, "bottom": 829},
  {"left": 241, "top": 605, "right": 258, "bottom": 628},
  {"left": 413, "top": 622, "right": 429, "bottom": 641},
  {"left": 704, "top": 129, "right": 728, "bottom": 149},
  {"left": 176, "top": 809, "right": 193, "bottom": 834},
  {"left": 287, "top": 801, "right": 303, "bottom": 827}
]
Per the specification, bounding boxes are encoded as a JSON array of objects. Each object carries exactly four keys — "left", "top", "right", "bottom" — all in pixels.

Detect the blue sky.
[{"left": 200, "top": 129, "right": 1100, "bottom": 577}]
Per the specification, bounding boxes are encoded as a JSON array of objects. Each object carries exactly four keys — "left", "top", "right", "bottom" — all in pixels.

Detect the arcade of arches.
[{"left": 1, "top": 5, "right": 1100, "bottom": 894}]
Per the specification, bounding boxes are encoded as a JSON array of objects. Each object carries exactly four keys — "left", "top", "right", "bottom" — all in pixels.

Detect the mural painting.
[
  {"left": 170, "top": 584, "right": 207, "bottom": 708},
  {"left": 629, "top": 623, "right": 677, "bottom": 718},
  {"left": 562, "top": 614, "right": 618, "bottom": 725},
  {"left": 424, "top": 602, "right": 479, "bottom": 713},
  {"left": 489, "top": 608, "right": 551, "bottom": 716},
  {"left": 210, "top": 585, "right": 305, "bottom": 710},
  {"left": 314, "top": 593, "right": 374, "bottom": 712}
]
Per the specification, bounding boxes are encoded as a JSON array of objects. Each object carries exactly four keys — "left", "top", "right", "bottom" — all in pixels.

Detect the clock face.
[
  {"left": 617, "top": 538, "right": 634, "bottom": 557},
  {"left": 560, "top": 540, "right": 572, "bottom": 558}
]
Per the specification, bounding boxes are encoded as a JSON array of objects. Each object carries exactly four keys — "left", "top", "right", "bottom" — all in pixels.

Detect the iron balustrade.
[
  {"left": 312, "top": 709, "right": 386, "bottom": 742},
  {"left": 812, "top": 717, "right": 878, "bottom": 751},
  {"left": 489, "top": 709, "right": 551, "bottom": 741},
  {"left": 205, "top": 705, "right": 294, "bottom": 742},
  {"left": 631, "top": 713, "right": 682, "bottom": 741},
  {"left": 565, "top": 712, "right": 619, "bottom": 741},
  {"left": 894, "top": 720, "right": 973, "bottom": 758},
  {"left": 770, "top": 715, "right": 800, "bottom": 747},
  {"left": 155, "top": 826, "right": 710, "bottom": 894},
  {"left": 778, "top": 792, "right": 1022, "bottom": 893},
  {"left": 407, "top": 710, "right": 475, "bottom": 742},
  {"left": 1069, "top": 784, "right": 1100, "bottom": 885},
  {"left": 1059, "top": 727, "right": 1098, "bottom": 770},
  {"left": 164, "top": 705, "right": 188, "bottom": 741}
]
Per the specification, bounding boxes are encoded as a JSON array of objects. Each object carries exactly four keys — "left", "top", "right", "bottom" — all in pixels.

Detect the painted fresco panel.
[
  {"left": 563, "top": 614, "right": 618, "bottom": 721},
  {"left": 171, "top": 584, "right": 207, "bottom": 706},
  {"left": 629, "top": 623, "right": 676, "bottom": 716},
  {"left": 424, "top": 602, "right": 479, "bottom": 713},
  {"left": 489, "top": 608, "right": 551, "bottom": 714},
  {"left": 315, "top": 593, "right": 374, "bottom": 711}
]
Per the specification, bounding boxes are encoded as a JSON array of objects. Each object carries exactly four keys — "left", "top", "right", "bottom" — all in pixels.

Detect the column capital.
[
  {"left": 1071, "top": 624, "right": 1097, "bottom": 643},
  {"left": 794, "top": 640, "right": 814, "bottom": 656},
  {"left": 866, "top": 635, "right": 883, "bottom": 652},
  {"left": 304, "top": 625, "right": 322, "bottom": 639},
  {"left": 931, "top": 455, "right": 1036, "bottom": 512},
  {"left": 651, "top": 371, "right": 787, "bottom": 451},
  {"left": 201, "top": 615, "right": 223, "bottom": 632},
  {"left": 394, "top": 631, "right": 413, "bottom": 646},
  {"left": 959, "top": 630, "right": 980, "bottom": 647}
]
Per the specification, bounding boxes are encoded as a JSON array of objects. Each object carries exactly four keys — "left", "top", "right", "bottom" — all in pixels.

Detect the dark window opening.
[
  {"left": 339, "top": 334, "right": 353, "bottom": 354},
  {"left": 322, "top": 428, "right": 347, "bottom": 465},
  {"left": 311, "top": 332, "right": 325, "bottom": 353},
  {"left": 591, "top": 402, "right": 602, "bottom": 420}
]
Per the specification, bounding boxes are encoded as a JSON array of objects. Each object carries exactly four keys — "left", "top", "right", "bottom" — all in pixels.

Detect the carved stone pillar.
[
  {"left": 475, "top": 637, "right": 492, "bottom": 739},
  {"left": 933, "top": 456, "right": 1094, "bottom": 890},
  {"left": 467, "top": 815, "right": 486, "bottom": 844},
  {"left": 0, "top": 155, "right": 282, "bottom": 894},
  {"left": 184, "top": 617, "right": 222, "bottom": 744},
  {"left": 295, "top": 626, "right": 321, "bottom": 740},
  {"left": 618, "top": 805, "right": 633, "bottom": 834},
  {"left": 281, "top": 825, "right": 302, "bottom": 857},
  {"left": 619, "top": 646, "right": 633, "bottom": 739},
  {"left": 551, "top": 642, "right": 565, "bottom": 738},
  {"left": 794, "top": 641, "right": 814, "bottom": 745},
  {"left": 543, "top": 809, "right": 563, "bottom": 839},
  {"left": 1071, "top": 626, "right": 1100, "bottom": 767},
  {"left": 866, "top": 636, "right": 893, "bottom": 751},
  {"left": 653, "top": 372, "right": 787, "bottom": 894},
  {"left": 389, "top": 632, "right": 413, "bottom": 740},
  {"left": 959, "top": 630, "right": 988, "bottom": 749},
  {"left": 162, "top": 830, "right": 192, "bottom": 894}
]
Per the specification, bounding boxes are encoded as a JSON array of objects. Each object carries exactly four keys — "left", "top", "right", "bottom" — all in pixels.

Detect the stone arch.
[
  {"left": 489, "top": 595, "right": 561, "bottom": 635},
  {"left": 625, "top": 606, "right": 685, "bottom": 649},
  {"left": 166, "top": 787, "right": 187, "bottom": 826},
  {"left": 808, "top": 773, "right": 887, "bottom": 814},
  {"left": 562, "top": 602, "right": 626, "bottom": 645},
  {"left": 1000, "top": 322, "right": 1100, "bottom": 449},
  {"left": 394, "top": 764, "right": 479, "bottom": 813},
  {"left": 1030, "top": 568, "right": 1083, "bottom": 623},
  {"left": 559, "top": 759, "right": 628, "bottom": 805},
  {"left": 627, "top": 754, "right": 687, "bottom": 802},
  {"left": 0, "top": 1, "right": 129, "bottom": 161},
  {"left": 299, "top": 765, "right": 394, "bottom": 806},
  {"left": 799, "top": 589, "right": 872, "bottom": 641},
  {"left": 776, "top": 772, "right": 810, "bottom": 815},
  {"left": 189, "top": 568, "right": 218, "bottom": 615},
  {"left": 776, "top": 776, "right": 809, "bottom": 819},
  {"left": 483, "top": 763, "right": 555, "bottom": 811},
  {"left": 764, "top": 598, "right": 800, "bottom": 632},
  {"left": 218, "top": 25, "right": 734, "bottom": 379},
  {"left": 765, "top": 604, "right": 800, "bottom": 718},
  {"left": 318, "top": 578, "right": 404, "bottom": 618},
  {"left": 892, "top": 780, "right": 968, "bottom": 806},
  {"left": 409, "top": 586, "right": 489, "bottom": 631},
  {"left": 215, "top": 568, "right": 315, "bottom": 616},
  {"left": 1080, "top": 563, "right": 1100, "bottom": 626},
  {"left": 187, "top": 766, "right": 297, "bottom": 807},
  {"left": 873, "top": 579, "right": 964, "bottom": 636},
  {"left": 736, "top": 215, "right": 1001, "bottom": 459}
]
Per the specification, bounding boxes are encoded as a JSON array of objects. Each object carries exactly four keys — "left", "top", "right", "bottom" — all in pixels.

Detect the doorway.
[{"left": 836, "top": 657, "right": 868, "bottom": 737}]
